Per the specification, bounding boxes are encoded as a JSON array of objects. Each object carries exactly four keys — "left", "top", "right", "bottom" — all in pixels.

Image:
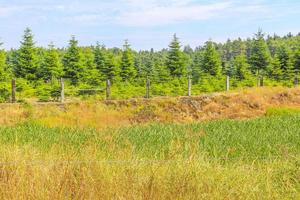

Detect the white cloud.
[{"left": 117, "top": 1, "right": 232, "bottom": 27}]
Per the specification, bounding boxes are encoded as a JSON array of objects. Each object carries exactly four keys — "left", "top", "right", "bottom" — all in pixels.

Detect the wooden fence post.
[
  {"left": 11, "top": 79, "right": 16, "bottom": 103},
  {"left": 294, "top": 76, "right": 299, "bottom": 87},
  {"left": 106, "top": 79, "right": 111, "bottom": 100},
  {"left": 146, "top": 77, "right": 150, "bottom": 99},
  {"left": 188, "top": 75, "right": 192, "bottom": 96},
  {"left": 60, "top": 78, "right": 65, "bottom": 103},
  {"left": 226, "top": 75, "right": 230, "bottom": 91}
]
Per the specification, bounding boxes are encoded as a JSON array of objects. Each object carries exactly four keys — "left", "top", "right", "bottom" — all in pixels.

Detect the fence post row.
[
  {"left": 146, "top": 78, "right": 150, "bottom": 99},
  {"left": 188, "top": 75, "right": 192, "bottom": 97},
  {"left": 11, "top": 79, "right": 16, "bottom": 103},
  {"left": 60, "top": 78, "right": 65, "bottom": 103},
  {"left": 106, "top": 79, "right": 111, "bottom": 100}
]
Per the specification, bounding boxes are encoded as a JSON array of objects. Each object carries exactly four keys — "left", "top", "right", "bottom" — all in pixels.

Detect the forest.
[{"left": 0, "top": 28, "right": 300, "bottom": 102}]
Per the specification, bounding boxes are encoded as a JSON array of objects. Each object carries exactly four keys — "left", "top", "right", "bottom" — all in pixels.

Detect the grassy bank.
[{"left": 0, "top": 113, "right": 300, "bottom": 199}]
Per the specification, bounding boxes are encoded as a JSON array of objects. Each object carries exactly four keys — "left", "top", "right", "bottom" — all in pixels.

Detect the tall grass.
[{"left": 0, "top": 114, "right": 299, "bottom": 198}]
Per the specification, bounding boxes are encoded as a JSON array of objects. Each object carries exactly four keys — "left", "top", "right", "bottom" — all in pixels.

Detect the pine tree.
[
  {"left": 166, "top": 34, "right": 185, "bottom": 77},
  {"left": 94, "top": 43, "right": 117, "bottom": 81},
  {"left": 62, "top": 36, "right": 84, "bottom": 85},
  {"left": 277, "top": 44, "right": 294, "bottom": 80},
  {"left": 15, "top": 28, "right": 38, "bottom": 80},
  {"left": 105, "top": 51, "right": 117, "bottom": 81},
  {"left": 249, "top": 30, "right": 270, "bottom": 78},
  {"left": 40, "top": 43, "right": 63, "bottom": 81},
  {"left": 294, "top": 47, "right": 300, "bottom": 76},
  {"left": 82, "top": 47, "right": 101, "bottom": 85},
  {"left": 268, "top": 54, "right": 282, "bottom": 81},
  {"left": 120, "top": 40, "right": 135, "bottom": 81},
  {"left": 201, "top": 41, "right": 222, "bottom": 76},
  {"left": 233, "top": 54, "right": 251, "bottom": 80}
]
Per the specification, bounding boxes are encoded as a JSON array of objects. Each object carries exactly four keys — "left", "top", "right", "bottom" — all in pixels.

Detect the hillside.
[{"left": 1, "top": 87, "right": 300, "bottom": 128}]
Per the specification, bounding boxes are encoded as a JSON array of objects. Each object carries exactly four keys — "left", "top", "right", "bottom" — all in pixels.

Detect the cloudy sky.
[{"left": 0, "top": 0, "right": 299, "bottom": 50}]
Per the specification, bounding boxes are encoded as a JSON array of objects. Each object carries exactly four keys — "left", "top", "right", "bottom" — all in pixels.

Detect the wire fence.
[{"left": 1, "top": 74, "right": 299, "bottom": 103}]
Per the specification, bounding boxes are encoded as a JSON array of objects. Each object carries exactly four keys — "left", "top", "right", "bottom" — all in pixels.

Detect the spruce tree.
[
  {"left": 94, "top": 43, "right": 117, "bottom": 81},
  {"left": 105, "top": 51, "right": 117, "bottom": 81},
  {"left": 80, "top": 47, "right": 99, "bottom": 85},
  {"left": 294, "top": 47, "right": 300, "bottom": 76},
  {"left": 15, "top": 28, "right": 38, "bottom": 80},
  {"left": 40, "top": 43, "right": 63, "bottom": 81},
  {"left": 62, "top": 36, "right": 84, "bottom": 85},
  {"left": 249, "top": 30, "right": 270, "bottom": 78},
  {"left": 268, "top": 54, "right": 282, "bottom": 81},
  {"left": 233, "top": 54, "right": 250, "bottom": 80},
  {"left": 201, "top": 41, "right": 222, "bottom": 76},
  {"left": 94, "top": 43, "right": 107, "bottom": 79},
  {"left": 120, "top": 40, "right": 135, "bottom": 81},
  {"left": 166, "top": 34, "right": 185, "bottom": 77},
  {"left": 277, "top": 45, "right": 294, "bottom": 80}
]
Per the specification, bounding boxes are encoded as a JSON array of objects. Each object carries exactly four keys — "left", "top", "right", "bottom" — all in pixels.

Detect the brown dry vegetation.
[{"left": 1, "top": 87, "right": 300, "bottom": 128}]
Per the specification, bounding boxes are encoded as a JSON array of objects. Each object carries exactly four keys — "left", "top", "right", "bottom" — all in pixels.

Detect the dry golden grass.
[
  {"left": 1, "top": 87, "right": 300, "bottom": 129},
  {"left": 0, "top": 147, "right": 298, "bottom": 200}
]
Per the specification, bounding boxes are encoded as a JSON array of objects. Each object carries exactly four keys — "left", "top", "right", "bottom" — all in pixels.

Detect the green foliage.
[
  {"left": 233, "top": 53, "right": 251, "bottom": 80},
  {"left": 1, "top": 28, "right": 300, "bottom": 101},
  {"left": 14, "top": 28, "right": 38, "bottom": 80},
  {"left": 166, "top": 34, "right": 186, "bottom": 77},
  {"left": 120, "top": 40, "right": 135, "bottom": 81},
  {"left": 0, "top": 82, "right": 10, "bottom": 102},
  {"left": 293, "top": 47, "right": 300, "bottom": 75},
  {"left": 249, "top": 30, "right": 271, "bottom": 76},
  {"left": 94, "top": 43, "right": 117, "bottom": 81},
  {"left": 277, "top": 44, "right": 294, "bottom": 79},
  {"left": 201, "top": 41, "right": 221, "bottom": 76},
  {"left": 62, "top": 36, "right": 85, "bottom": 85},
  {"left": 0, "top": 44, "right": 8, "bottom": 81},
  {"left": 39, "top": 43, "right": 63, "bottom": 81},
  {"left": 268, "top": 54, "right": 283, "bottom": 80}
]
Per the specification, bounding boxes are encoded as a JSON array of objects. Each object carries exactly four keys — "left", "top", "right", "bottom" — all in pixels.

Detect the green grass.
[
  {"left": 266, "top": 107, "right": 300, "bottom": 116},
  {"left": 0, "top": 114, "right": 300, "bottom": 161},
  {"left": 0, "top": 113, "right": 300, "bottom": 199}
]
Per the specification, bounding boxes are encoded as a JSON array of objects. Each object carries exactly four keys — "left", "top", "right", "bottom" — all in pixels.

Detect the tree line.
[{"left": 0, "top": 28, "right": 300, "bottom": 101}]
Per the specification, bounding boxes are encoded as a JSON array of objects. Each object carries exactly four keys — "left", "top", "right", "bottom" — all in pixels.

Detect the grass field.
[{"left": 0, "top": 110, "right": 300, "bottom": 199}]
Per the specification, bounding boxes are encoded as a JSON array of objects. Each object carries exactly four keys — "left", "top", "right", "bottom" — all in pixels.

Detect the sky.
[{"left": 0, "top": 0, "right": 300, "bottom": 50}]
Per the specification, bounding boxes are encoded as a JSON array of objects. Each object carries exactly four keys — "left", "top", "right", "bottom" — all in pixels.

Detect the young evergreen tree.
[
  {"left": 15, "top": 28, "right": 38, "bottom": 80},
  {"left": 166, "top": 34, "right": 185, "bottom": 77},
  {"left": 201, "top": 41, "right": 222, "bottom": 76},
  {"left": 40, "top": 43, "right": 63, "bottom": 81},
  {"left": 62, "top": 36, "right": 84, "bottom": 85},
  {"left": 82, "top": 47, "right": 101, "bottom": 85},
  {"left": 249, "top": 30, "right": 270, "bottom": 78},
  {"left": 233, "top": 54, "right": 251, "bottom": 80},
  {"left": 120, "top": 40, "right": 135, "bottom": 81},
  {"left": 105, "top": 51, "right": 117, "bottom": 81},
  {"left": 294, "top": 47, "right": 300, "bottom": 77},
  {"left": 277, "top": 45, "right": 294, "bottom": 80},
  {"left": 268, "top": 54, "right": 283, "bottom": 81}
]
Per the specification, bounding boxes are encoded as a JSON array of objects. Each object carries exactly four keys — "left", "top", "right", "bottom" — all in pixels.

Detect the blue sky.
[{"left": 0, "top": 0, "right": 300, "bottom": 50}]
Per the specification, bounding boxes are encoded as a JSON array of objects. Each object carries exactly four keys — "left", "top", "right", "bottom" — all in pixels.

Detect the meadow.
[
  {"left": 0, "top": 88, "right": 299, "bottom": 199},
  {"left": 0, "top": 110, "right": 300, "bottom": 199}
]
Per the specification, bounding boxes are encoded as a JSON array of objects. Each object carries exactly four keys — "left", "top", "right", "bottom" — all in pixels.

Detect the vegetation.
[
  {"left": 1, "top": 28, "right": 300, "bottom": 102},
  {"left": 0, "top": 110, "right": 299, "bottom": 198}
]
